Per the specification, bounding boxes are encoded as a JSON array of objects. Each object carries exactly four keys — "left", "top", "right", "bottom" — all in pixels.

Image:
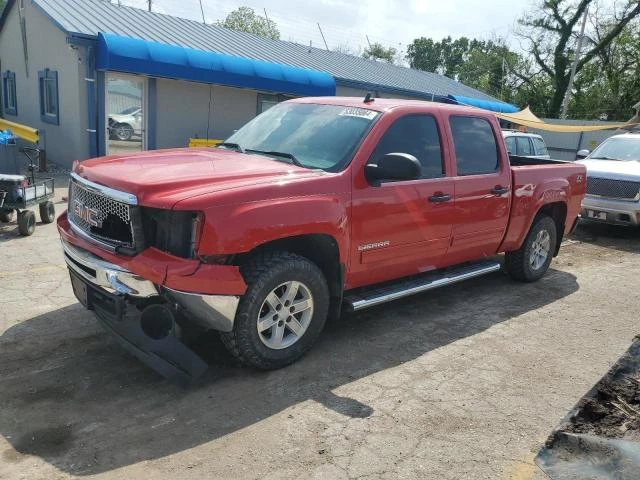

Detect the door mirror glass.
[
  {"left": 365, "top": 153, "right": 422, "bottom": 184},
  {"left": 576, "top": 149, "right": 590, "bottom": 159}
]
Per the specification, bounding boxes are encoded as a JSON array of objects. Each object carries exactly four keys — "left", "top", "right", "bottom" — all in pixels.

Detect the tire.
[
  {"left": 17, "top": 210, "right": 36, "bottom": 236},
  {"left": 505, "top": 215, "right": 557, "bottom": 282},
  {"left": 0, "top": 209, "right": 14, "bottom": 223},
  {"left": 114, "top": 123, "right": 134, "bottom": 141},
  {"left": 39, "top": 201, "right": 55, "bottom": 224},
  {"left": 220, "top": 252, "right": 330, "bottom": 370}
]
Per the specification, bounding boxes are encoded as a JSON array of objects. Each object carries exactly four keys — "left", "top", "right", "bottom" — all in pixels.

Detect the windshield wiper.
[
  {"left": 217, "top": 142, "right": 245, "bottom": 153},
  {"left": 245, "top": 149, "right": 306, "bottom": 168},
  {"left": 589, "top": 156, "right": 620, "bottom": 161}
]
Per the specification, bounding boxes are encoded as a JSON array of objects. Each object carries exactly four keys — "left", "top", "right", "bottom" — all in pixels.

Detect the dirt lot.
[{"left": 1, "top": 181, "right": 639, "bottom": 480}]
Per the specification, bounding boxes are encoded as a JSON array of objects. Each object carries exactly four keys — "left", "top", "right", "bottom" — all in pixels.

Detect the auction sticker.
[{"left": 338, "top": 107, "right": 378, "bottom": 120}]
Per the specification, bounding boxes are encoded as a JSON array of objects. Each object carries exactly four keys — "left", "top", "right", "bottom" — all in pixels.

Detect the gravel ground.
[{"left": 0, "top": 184, "right": 639, "bottom": 480}]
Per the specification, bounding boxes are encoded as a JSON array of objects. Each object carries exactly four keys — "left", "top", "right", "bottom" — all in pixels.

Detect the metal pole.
[
  {"left": 561, "top": 5, "right": 589, "bottom": 119},
  {"left": 199, "top": 0, "right": 206, "bottom": 23},
  {"left": 147, "top": 0, "right": 152, "bottom": 12},
  {"left": 317, "top": 23, "right": 329, "bottom": 51},
  {"left": 366, "top": 35, "right": 374, "bottom": 60},
  {"left": 263, "top": 8, "right": 271, "bottom": 25}
]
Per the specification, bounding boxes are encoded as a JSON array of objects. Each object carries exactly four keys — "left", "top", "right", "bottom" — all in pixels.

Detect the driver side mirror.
[
  {"left": 365, "top": 153, "right": 421, "bottom": 185},
  {"left": 576, "top": 149, "right": 590, "bottom": 160}
]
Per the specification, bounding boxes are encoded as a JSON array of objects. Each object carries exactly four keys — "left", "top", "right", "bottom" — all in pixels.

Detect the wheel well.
[
  {"left": 538, "top": 202, "right": 567, "bottom": 256},
  {"left": 240, "top": 234, "right": 344, "bottom": 317}
]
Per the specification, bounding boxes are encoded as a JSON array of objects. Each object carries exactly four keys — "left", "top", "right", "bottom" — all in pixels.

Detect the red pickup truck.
[{"left": 57, "top": 97, "right": 586, "bottom": 382}]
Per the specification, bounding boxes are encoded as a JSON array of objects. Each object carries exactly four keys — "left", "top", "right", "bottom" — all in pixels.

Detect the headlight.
[{"left": 141, "top": 208, "right": 204, "bottom": 259}]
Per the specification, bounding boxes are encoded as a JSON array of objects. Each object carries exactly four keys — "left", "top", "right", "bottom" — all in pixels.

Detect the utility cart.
[{"left": 0, "top": 147, "right": 55, "bottom": 236}]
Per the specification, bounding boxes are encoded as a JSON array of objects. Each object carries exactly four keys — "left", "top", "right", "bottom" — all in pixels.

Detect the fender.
[
  {"left": 195, "top": 193, "right": 350, "bottom": 264},
  {"left": 499, "top": 176, "right": 569, "bottom": 253}
]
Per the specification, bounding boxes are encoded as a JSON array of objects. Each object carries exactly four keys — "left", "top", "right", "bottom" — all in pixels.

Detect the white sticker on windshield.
[{"left": 338, "top": 107, "right": 378, "bottom": 120}]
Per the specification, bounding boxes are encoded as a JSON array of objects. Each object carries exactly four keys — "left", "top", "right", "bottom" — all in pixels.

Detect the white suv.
[
  {"left": 502, "top": 131, "right": 551, "bottom": 159},
  {"left": 577, "top": 133, "right": 640, "bottom": 226}
]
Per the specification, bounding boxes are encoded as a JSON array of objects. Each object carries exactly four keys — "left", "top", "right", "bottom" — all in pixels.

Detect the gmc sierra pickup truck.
[{"left": 57, "top": 97, "right": 586, "bottom": 382}]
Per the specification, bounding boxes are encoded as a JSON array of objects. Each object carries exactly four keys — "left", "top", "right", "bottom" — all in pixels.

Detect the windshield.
[
  {"left": 589, "top": 137, "right": 640, "bottom": 161},
  {"left": 222, "top": 103, "right": 379, "bottom": 171}
]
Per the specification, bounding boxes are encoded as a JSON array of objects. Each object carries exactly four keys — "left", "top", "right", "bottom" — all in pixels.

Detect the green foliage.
[
  {"left": 362, "top": 42, "right": 397, "bottom": 64},
  {"left": 217, "top": 6, "right": 280, "bottom": 41}
]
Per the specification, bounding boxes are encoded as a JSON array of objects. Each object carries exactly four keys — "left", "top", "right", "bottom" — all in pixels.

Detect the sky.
[{"left": 118, "top": 0, "right": 534, "bottom": 57}]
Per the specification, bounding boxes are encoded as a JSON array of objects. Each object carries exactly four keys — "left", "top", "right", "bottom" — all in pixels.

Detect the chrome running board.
[{"left": 343, "top": 260, "right": 501, "bottom": 311}]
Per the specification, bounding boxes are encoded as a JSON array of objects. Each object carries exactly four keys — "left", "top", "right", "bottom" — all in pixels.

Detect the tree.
[
  {"left": 217, "top": 6, "right": 280, "bottom": 40},
  {"left": 406, "top": 36, "right": 470, "bottom": 77},
  {"left": 362, "top": 42, "right": 397, "bottom": 63},
  {"left": 517, "top": 0, "right": 640, "bottom": 117},
  {"left": 0, "top": 0, "right": 5, "bottom": 13}
]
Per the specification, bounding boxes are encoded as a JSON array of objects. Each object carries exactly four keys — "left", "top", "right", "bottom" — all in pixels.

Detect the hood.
[
  {"left": 109, "top": 113, "right": 132, "bottom": 122},
  {"left": 74, "top": 148, "right": 321, "bottom": 208},
  {"left": 577, "top": 158, "right": 640, "bottom": 181}
]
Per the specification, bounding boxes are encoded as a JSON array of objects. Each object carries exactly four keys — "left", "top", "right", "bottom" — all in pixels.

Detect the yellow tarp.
[{"left": 495, "top": 107, "right": 638, "bottom": 132}]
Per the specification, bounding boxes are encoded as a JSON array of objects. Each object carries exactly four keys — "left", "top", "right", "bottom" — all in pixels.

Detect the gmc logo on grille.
[{"left": 73, "top": 200, "right": 102, "bottom": 228}]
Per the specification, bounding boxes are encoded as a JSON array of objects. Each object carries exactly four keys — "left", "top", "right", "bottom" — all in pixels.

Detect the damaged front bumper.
[{"left": 62, "top": 240, "right": 240, "bottom": 383}]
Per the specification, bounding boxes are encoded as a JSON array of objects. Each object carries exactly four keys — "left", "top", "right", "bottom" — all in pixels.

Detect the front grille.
[
  {"left": 586, "top": 177, "right": 640, "bottom": 200},
  {"left": 68, "top": 178, "right": 136, "bottom": 248}
]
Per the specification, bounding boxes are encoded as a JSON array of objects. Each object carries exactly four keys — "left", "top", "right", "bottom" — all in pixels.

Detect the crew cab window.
[
  {"left": 504, "top": 136, "right": 516, "bottom": 155},
  {"left": 516, "top": 137, "right": 533, "bottom": 156},
  {"left": 532, "top": 137, "right": 549, "bottom": 156},
  {"left": 450, "top": 116, "right": 499, "bottom": 176},
  {"left": 370, "top": 114, "right": 443, "bottom": 179}
]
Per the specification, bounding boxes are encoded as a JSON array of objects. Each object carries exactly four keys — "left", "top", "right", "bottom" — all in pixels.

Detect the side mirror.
[
  {"left": 576, "top": 149, "right": 590, "bottom": 160},
  {"left": 365, "top": 153, "right": 421, "bottom": 184}
]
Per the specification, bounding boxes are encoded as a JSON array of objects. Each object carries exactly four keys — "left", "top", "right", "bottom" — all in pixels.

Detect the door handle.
[
  {"left": 491, "top": 186, "right": 509, "bottom": 195},
  {"left": 428, "top": 193, "right": 451, "bottom": 203}
]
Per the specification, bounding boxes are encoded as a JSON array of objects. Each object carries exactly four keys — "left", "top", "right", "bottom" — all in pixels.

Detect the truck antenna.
[{"left": 364, "top": 93, "right": 374, "bottom": 104}]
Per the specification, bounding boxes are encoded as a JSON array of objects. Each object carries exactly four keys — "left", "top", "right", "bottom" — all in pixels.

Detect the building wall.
[
  {"left": 155, "top": 79, "right": 258, "bottom": 148},
  {"left": 0, "top": 0, "right": 87, "bottom": 166}
]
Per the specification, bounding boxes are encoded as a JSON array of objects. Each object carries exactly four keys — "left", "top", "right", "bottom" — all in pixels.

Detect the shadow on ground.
[
  {"left": 0, "top": 268, "right": 578, "bottom": 475},
  {"left": 571, "top": 221, "right": 640, "bottom": 254}
]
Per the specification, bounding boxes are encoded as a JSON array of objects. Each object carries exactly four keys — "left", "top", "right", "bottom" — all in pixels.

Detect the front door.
[
  {"left": 106, "top": 73, "right": 146, "bottom": 155},
  {"left": 444, "top": 114, "right": 511, "bottom": 263},
  {"left": 349, "top": 113, "right": 456, "bottom": 288}
]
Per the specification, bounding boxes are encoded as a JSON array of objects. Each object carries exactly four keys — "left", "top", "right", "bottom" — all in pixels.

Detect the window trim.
[
  {"left": 449, "top": 114, "right": 501, "bottom": 177},
  {"left": 368, "top": 113, "right": 446, "bottom": 181},
  {"left": 38, "top": 69, "right": 59, "bottom": 125},
  {"left": 2, "top": 71, "right": 17, "bottom": 116}
]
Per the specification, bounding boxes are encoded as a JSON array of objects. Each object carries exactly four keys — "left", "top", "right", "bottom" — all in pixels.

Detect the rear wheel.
[
  {"left": 0, "top": 209, "right": 14, "bottom": 223},
  {"left": 505, "top": 215, "right": 557, "bottom": 282},
  {"left": 114, "top": 123, "right": 134, "bottom": 141},
  {"left": 17, "top": 210, "right": 36, "bottom": 236},
  {"left": 39, "top": 201, "right": 55, "bottom": 224},
  {"left": 220, "top": 252, "right": 329, "bottom": 370}
]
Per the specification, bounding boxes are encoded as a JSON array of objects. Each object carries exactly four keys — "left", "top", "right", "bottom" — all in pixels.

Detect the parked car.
[
  {"left": 577, "top": 133, "right": 640, "bottom": 226},
  {"left": 502, "top": 131, "right": 551, "bottom": 159},
  {"left": 58, "top": 97, "right": 586, "bottom": 382},
  {"left": 108, "top": 106, "right": 142, "bottom": 141}
]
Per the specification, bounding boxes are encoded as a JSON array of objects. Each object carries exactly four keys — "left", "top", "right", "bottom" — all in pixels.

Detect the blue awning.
[
  {"left": 448, "top": 94, "right": 519, "bottom": 113},
  {"left": 96, "top": 33, "right": 336, "bottom": 97}
]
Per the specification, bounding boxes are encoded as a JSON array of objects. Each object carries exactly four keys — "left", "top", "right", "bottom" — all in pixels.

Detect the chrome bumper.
[
  {"left": 61, "top": 239, "right": 239, "bottom": 332},
  {"left": 580, "top": 195, "right": 640, "bottom": 226}
]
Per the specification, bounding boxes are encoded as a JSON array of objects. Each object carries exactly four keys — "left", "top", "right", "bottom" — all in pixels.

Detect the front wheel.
[
  {"left": 39, "top": 201, "right": 55, "bottom": 224},
  {"left": 505, "top": 215, "right": 557, "bottom": 282},
  {"left": 0, "top": 209, "right": 14, "bottom": 223},
  {"left": 17, "top": 210, "right": 36, "bottom": 236},
  {"left": 220, "top": 252, "right": 329, "bottom": 370}
]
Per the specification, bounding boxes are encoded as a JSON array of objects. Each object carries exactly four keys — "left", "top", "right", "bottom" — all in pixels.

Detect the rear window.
[
  {"left": 516, "top": 137, "right": 533, "bottom": 156},
  {"left": 532, "top": 137, "right": 549, "bottom": 156},
  {"left": 450, "top": 116, "right": 499, "bottom": 176},
  {"left": 504, "top": 136, "right": 516, "bottom": 154}
]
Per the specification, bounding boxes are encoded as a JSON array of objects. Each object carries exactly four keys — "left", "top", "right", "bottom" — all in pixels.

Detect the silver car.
[
  {"left": 502, "top": 131, "right": 551, "bottom": 159},
  {"left": 577, "top": 133, "right": 640, "bottom": 226}
]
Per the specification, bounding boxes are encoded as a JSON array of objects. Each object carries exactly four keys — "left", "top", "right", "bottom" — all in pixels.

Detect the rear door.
[
  {"left": 444, "top": 114, "right": 511, "bottom": 263},
  {"left": 349, "top": 111, "right": 456, "bottom": 287}
]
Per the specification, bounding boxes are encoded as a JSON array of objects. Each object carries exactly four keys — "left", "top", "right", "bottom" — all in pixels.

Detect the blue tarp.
[
  {"left": 0, "top": 130, "right": 16, "bottom": 145},
  {"left": 448, "top": 94, "right": 519, "bottom": 113},
  {"left": 96, "top": 33, "right": 336, "bottom": 97}
]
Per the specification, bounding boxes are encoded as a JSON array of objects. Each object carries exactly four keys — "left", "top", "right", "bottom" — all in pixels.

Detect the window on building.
[
  {"left": 370, "top": 114, "right": 444, "bottom": 179},
  {"left": 449, "top": 116, "right": 499, "bottom": 176},
  {"left": 257, "top": 93, "right": 293, "bottom": 114},
  {"left": 38, "top": 69, "right": 59, "bottom": 125},
  {"left": 2, "top": 71, "right": 17, "bottom": 116}
]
